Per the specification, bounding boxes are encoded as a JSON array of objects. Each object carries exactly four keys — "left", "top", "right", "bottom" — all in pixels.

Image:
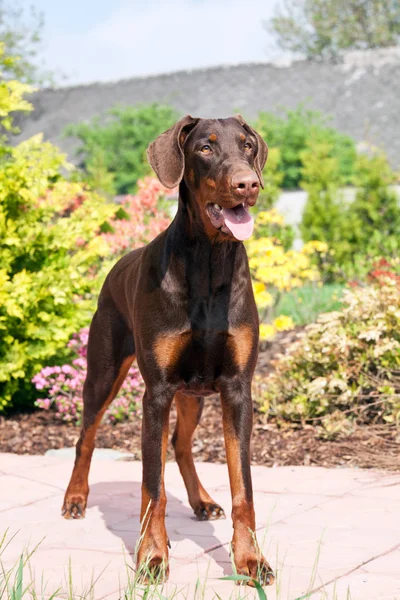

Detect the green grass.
[
  {"left": 0, "top": 529, "right": 358, "bottom": 600},
  {"left": 275, "top": 283, "right": 345, "bottom": 326}
]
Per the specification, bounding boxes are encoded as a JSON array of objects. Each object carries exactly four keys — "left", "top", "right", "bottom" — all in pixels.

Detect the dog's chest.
[
  {"left": 153, "top": 254, "right": 255, "bottom": 392},
  {"left": 160, "top": 328, "right": 229, "bottom": 395},
  {"left": 154, "top": 301, "right": 254, "bottom": 396}
]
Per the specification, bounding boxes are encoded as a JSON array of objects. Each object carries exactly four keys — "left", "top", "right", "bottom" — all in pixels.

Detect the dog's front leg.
[
  {"left": 137, "top": 389, "right": 173, "bottom": 582},
  {"left": 221, "top": 381, "right": 275, "bottom": 587}
]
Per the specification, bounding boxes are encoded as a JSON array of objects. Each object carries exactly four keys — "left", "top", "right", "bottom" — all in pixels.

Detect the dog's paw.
[
  {"left": 136, "top": 555, "right": 169, "bottom": 585},
  {"left": 234, "top": 554, "right": 275, "bottom": 587},
  {"left": 62, "top": 494, "right": 87, "bottom": 519},
  {"left": 194, "top": 502, "right": 226, "bottom": 521}
]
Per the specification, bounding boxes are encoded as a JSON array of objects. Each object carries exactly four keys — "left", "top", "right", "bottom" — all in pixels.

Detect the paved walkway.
[{"left": 1, "top": 452, "right": 399, "bottom": 599}]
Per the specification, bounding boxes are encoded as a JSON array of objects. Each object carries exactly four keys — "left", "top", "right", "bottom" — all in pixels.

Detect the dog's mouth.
[{"left": 206, "top": 202, "right": 254, "bottom": 241}]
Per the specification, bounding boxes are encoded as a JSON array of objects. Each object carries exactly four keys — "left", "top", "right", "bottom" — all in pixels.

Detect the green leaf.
[{"left": 220, "top": 575, "right": 268, "bottom": 599}]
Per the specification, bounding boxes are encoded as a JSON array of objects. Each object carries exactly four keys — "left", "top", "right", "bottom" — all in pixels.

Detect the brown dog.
[{"left": 62, "top": 115, "right": 274, "bottom": 586}]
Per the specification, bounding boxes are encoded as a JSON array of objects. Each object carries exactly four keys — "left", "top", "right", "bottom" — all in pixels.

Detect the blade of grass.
[
  {"left": 220, "top": 575, "right": 267, "bottom": 600},
  {"left": 10, "top": 556, "right": 23, "bottom": 600},
  {"left": 294, "top": 532, "right": 325, "bottom": 600}
]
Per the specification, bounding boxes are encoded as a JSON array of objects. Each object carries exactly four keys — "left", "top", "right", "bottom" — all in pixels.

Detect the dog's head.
[{"left": 147, "top": 115, "right": 268, "bottom": 241}]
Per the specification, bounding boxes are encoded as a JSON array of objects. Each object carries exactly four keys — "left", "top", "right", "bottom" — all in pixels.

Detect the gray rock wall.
[{"left": 13, "top": 47, "right": 400, "bottom": 168}]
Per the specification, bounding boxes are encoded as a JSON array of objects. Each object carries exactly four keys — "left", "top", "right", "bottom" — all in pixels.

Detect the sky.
[{"left": 33, "top": 0, "right": 281, "bottom": 86}]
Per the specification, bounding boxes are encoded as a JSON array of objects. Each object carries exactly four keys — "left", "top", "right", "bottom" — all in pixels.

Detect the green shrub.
[
  {"left": 65, "top": 103, "right": 178, "bottom": 195},
  {"left": 66, "top": 102, "right": 357, "bottom": 196},
  {"left": 275, "top": 282, "right": 344, "bottom": 326},
  {"left": 257, "top": 147, "right": 284, "bottom": 211},
  {"left": 252, "top": 146, "right": 295, "bottom": 249},
  {"left": 257, "top": 281, "right": 400, "bottom": 436},
  {"left": 0, "top": 146, "right": 116, "bottom": 412},
  {"left": 300, "top": 141, "right": 400, "bottom": 282},
  {"left": 337, "top": 153, "right": 400, "bottom": 280},
  {"left": 254, "top": 104, "right": 356, "bottom": 189},
  {"left": 299, "top": 138, "right": 345, "bottom": 281},
  {"left": 300, "top": 138, "right": 344, "bottom": 247},
  {"left": 0, "top": 54, "right": 117, "bottom": 412}
]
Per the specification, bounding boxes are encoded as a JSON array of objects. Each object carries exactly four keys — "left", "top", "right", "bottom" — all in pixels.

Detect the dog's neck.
[{"left": 163, "top": 181, "right": 244, "bottom": 293}]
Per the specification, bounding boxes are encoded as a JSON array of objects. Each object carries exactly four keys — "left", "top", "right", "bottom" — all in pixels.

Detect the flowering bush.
[
  {"left": 33, "top": 328, "right": 144, "bottom": 424},
  {"left": 259, "top": 316, "right": 295, "bottom": 342},
  {"left": 29, "top": 178, "right": 174, "bottom": 421},
  {"left": 247, "top": 211, "right": 328, "bottom": 341},
  {"left": 366, "top": 258, "right": 400, "bottom": 287},
  {"left": 101, "top": 177, "right": 172, "bottom": 255},
  {"left": 248, "top": 226, "right": 327, "bottom": 295},
  {"left": 249, "top": 215, "right": 326, "bottom": 301},
  {"left": 253, "top": 209, "right": 294, "bottom": 250},
  {"left": 257, "top": 280, "right": 400, "bottom": 435}
]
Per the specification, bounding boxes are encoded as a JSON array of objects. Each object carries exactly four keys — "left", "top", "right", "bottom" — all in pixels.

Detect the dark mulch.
[
  {"left": 1, "top": 398, "right": 400, "bottom": 470},
  {"left": 1, "top": 330, "right": 400, "bottom": 470}
]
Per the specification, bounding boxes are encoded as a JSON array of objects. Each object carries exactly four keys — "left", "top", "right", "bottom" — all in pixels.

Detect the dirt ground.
[
  {"left": 1, "top": 396, "right": 400, "bottom": 470},
  {"left": 1, "top": 330, "right": 399, "bottom": 470}
]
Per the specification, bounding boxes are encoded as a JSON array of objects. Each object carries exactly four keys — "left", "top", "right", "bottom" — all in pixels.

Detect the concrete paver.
[{"left": 0, "top": 452, "right": 399, "bottom": 599}]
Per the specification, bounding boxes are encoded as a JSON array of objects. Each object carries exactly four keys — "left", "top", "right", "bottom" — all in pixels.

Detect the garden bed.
[
  {"left": 1, "top": 397, "right": 399, "bottom": 470},
  {"left": 1, "top": 331, "right": 399, "bottom": 471}
]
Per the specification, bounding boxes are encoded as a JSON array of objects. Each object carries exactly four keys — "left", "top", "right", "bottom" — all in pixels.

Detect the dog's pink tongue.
[{"left": 222, "top": 205, "right": 254, "bottom": 241}]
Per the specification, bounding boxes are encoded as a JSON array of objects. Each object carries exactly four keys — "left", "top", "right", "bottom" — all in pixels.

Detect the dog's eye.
[
  {"left": 244, "top": 142, "right": 252, "bottom": 151},
  {"left": 200, "top": 145, "right": 212, "bottom": 154}
]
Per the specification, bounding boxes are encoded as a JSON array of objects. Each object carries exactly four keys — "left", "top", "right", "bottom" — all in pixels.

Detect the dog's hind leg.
[
  {"left": 62, "top": 302, "right": 134, "bottom": 519},
  {"left": 172, "top": 392, "right": 225, "bottom": 520}
]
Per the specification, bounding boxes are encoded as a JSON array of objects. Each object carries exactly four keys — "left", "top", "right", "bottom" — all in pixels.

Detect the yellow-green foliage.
[
  {"left": 247, "top": 210, "right": 328, "bottom": 341},
  {"left": 0, "top": 45, "right": 32, "bottom": 133},
  {"left": 257, "top": 281, "right": 400, "bottom": 435},
  {"left": 0, "top": 52, "right": 117, "bottom": 411},
  {"left": 254, "top": 208, "right": 294, "bottom": 250},
  {"left": 248, "top": 234, "right": 326, "bottom": 295}
]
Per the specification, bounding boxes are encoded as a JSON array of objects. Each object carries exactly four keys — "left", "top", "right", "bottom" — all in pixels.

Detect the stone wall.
[{"left": 13, "top": 48, "right": 400, "bottom": 168}]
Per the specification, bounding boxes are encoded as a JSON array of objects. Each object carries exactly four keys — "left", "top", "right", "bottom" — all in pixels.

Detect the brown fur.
[{"left": 62, "top": 115, "right": 274, "bottom": 587}]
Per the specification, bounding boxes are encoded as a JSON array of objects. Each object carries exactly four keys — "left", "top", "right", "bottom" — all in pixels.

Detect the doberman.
[{"left": 62, "top": 115, "right": 274, "bottom": 587}]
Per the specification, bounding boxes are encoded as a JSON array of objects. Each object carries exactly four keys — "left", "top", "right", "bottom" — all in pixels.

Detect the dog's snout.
[{"left": 231, "top": 171, "right": 259, "bottom": 199}]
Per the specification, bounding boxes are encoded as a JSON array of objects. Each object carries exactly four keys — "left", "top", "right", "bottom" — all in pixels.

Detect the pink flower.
[
  {"left": 100, "top": 177, "right": 171, "bottom": 256},
  {"left": 34, "top": 324, "right": 145, "bottom": 425}
]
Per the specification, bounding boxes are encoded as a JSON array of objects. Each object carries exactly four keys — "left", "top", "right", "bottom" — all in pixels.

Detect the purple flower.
[{"left": 33, "top": 326, "right": 145, "bottom": 425}]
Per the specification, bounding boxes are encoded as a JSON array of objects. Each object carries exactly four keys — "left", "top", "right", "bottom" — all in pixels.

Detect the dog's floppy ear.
[
  {"left": 147, "top": 115, "right": 200, "bottom": 188},
  {"left": 233, "top": 114, "right": 268, "bottom": 188}
]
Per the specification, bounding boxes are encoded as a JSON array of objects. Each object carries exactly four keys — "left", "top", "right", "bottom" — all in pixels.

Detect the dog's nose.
[{"left": 231, "top": 171, "right": 259, "bottom": 202}]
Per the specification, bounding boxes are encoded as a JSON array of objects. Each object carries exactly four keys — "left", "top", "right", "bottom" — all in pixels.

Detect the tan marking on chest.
[
  {"left": 154, "top": 332, "right": 191, "bottom": 370},
  {"left": 229, "top": 325, "right": 253, "bottom": 370},
  {"left": 205, "top": 177, "right": 216, "bottom": 189}
]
